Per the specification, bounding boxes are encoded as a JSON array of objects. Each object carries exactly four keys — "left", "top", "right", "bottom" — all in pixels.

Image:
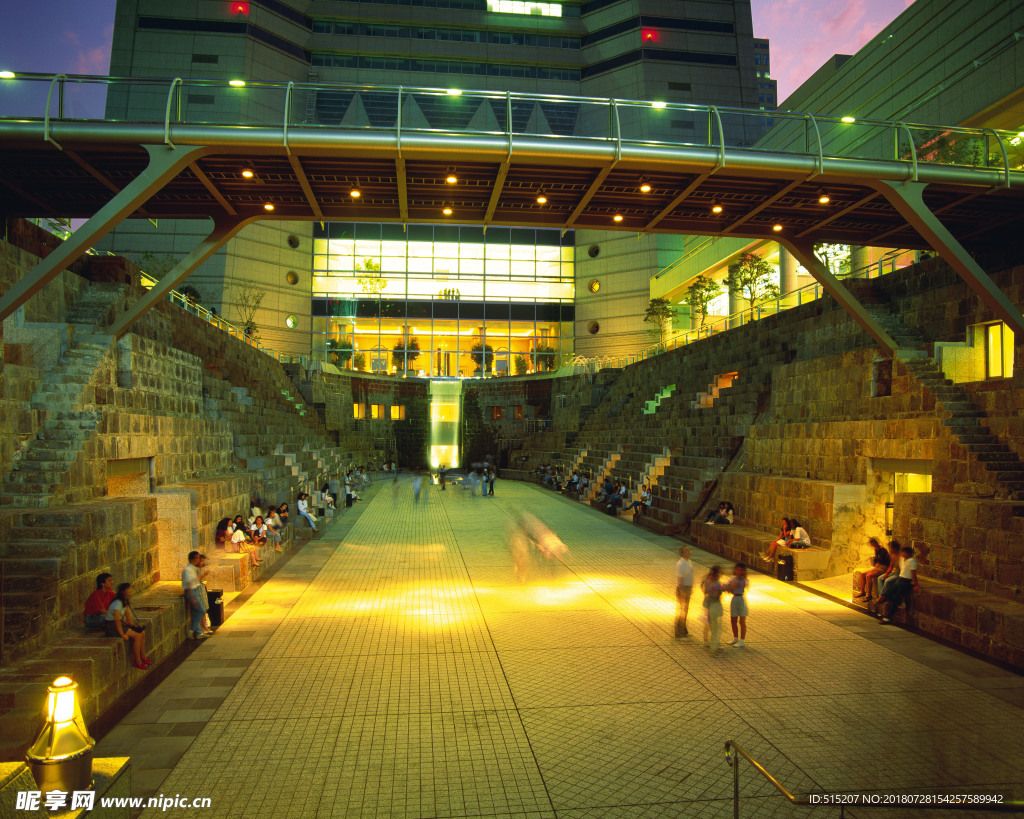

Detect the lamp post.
[{"left": 26, "top": 676, "right": 95, "bottom": 793}]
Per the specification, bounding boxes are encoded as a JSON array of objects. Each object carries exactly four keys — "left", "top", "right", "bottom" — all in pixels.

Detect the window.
[
  {"left": 514, "top": 405, "right": 523, "bottom": 419},
  {"left": 491, "top": 406, "right": 504, "bottom": 420},
  {"left": 986, "top": 322, "right": 1013, "bottom": 379},
  {"left": 370, "top": 403, "right": 386, "bottom": 419},
  {"left": 391, "top": 405, "right": 406, "bottom": 420},
  {"left": 353, "top": 403, "right": 367, "bottom": 419}
]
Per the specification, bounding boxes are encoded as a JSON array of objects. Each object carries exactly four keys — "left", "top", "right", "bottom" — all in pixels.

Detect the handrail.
[
  {"left": 725, "top": 740, "right": 1024, "bottom": 816},
  {"left": 43, "top": 74, "right": 68, "bottom": 150},
  {"left": 163, "top": 78, "right": 182, "bottom": 147}
]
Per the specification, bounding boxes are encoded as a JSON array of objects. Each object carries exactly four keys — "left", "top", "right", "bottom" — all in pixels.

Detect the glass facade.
[{"left": 312, "top": 223, "right": 575, "bottom": 377}]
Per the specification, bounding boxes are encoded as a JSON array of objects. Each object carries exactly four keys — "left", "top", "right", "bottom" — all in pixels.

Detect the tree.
[
  {"left": 356, "top": 258, "right": 385, "bottom": 303},
  {"left": 726, "top": 252, "right": 780, "bottom": 315},
  {"left": 352, "top": 352, "right": 366, "bottom": 371},
  {"left": 685, "top": 275, "right": 721, "bottom": 328},
  {"left": 469, "top": 342, "right": 493, "bottom": 375},
  {"left": 534, "top": 345, "right": 557, "bottom": 372},
  {"left": 513, "top": 354, "right": 528, "bottom": 375},
  {"left": 232, "top": 284, "right": 266, "bottom": 343},
  {"left": 178, "top": 286, "right": 202, "bottom": 305},
  {"left": 814, "top": 243, "right": 851, "bottom": 280},
  {"left": 392, "top": 337, "right": 421, "bottom": 370},
  {"left": 326, "top": 338, "right": 353, "bottom": 367},
  {"left": 135, "top": 251, "right": 181, "bottom": 281},
  {"left": 643, "top": 297, "right": 678, "bottom": 343}
]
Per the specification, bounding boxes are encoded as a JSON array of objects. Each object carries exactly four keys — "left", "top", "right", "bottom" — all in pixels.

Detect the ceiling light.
[
  {"left": 229, "top": 79, "right": 246, "bottom": 88},
  {"left": 241, "top": 168, "right": 254, "bottom": 179},
  {"left": 536, "top": 193, "right": 548, "bottom": 204},
  {"left": 651, "top": 101, "right": 666, "bottom": 109},
  {"left": 350, "top": 189, "right": 361, "bottom": 198},
  {"left": 264, "top": 202, "right": 275, "bottom": 211},
  {"left": 711, "top": 204, "right": 723, "bottom": 214},
  {"left": 817, "top": 190, "right": 831, "bottom": 205},
  {"left": 840, "top": 116, "right": 856, "bottom": 123},
  {"left": 772, "top": 223, "right": 783, "bottom": 232},
  {"left": 445, "top": 173, "right": 458, "bottom": 184},
  {"left": 0, "top": 71, "right": 15, "bottom": 80},
  {"left": 639, "top": 179, "right": 651, "bottom": 194},
  {"left": 443, "top": 206, "right": 453, "bottom": 216},
  {"left": 613, "top": 214, "right": 624, "bottom": 222}
]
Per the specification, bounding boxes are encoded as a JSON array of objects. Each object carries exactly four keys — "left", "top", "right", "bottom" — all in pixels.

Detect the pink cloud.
[{"left": 62, "top": 24, "right": 112, "bottom": 75}]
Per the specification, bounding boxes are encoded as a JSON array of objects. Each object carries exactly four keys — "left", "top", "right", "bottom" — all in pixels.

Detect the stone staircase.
[
  {"left": 0, "top": 340, "right": 112, "bottom": 508},
  {"left": 642, "top": 384, "right": 675, "bottom": 415},
  {"left": 692, "top": 372, "right": 739, "bottom": 409},
  {"left": 903, "top": 357, "right": 1024, "bottom": 500},
  {"left": 65, "top": 282, "right": 127, "bottom": 334}
]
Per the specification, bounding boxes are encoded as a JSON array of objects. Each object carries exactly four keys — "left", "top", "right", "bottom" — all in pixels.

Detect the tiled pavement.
[{"left": 94, "top": 479, "right": 1024, "bottom": 817}]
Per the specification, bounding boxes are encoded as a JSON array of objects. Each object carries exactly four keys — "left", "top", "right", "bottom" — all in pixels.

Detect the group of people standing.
[{"left": 675, "top": 546, "right": 749, "bottom": 654}]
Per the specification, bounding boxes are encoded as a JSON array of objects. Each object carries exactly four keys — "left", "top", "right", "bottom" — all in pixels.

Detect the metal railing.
[
  {"left": 598, "top": 249, "right": 920, "bottom": 372},
  {"left": 724, "top": 740, "right": 1023, "bottom": 817},
  {"left": 2, "top": 74, "right": 1022, "bottom": 178}
]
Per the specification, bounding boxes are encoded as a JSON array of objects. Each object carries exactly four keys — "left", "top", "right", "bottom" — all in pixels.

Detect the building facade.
[{"left": 105, "top": 0, "right": 766, "bottom": 364}]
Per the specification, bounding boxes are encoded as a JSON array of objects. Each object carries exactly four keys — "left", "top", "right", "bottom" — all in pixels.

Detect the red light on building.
[
  {"left": 231, "top": 2, "right": 250, "bottom": 14},
  {"left": 642, "top": 29, "right": 657, "bottom": 42}
]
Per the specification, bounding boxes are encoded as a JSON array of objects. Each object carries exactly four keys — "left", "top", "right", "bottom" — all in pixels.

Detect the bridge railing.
[{"left": 1, "top": 74, "right": 1022, "bottom": 176}]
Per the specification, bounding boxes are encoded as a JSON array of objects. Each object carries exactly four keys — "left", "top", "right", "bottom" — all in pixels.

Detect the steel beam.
[
  {"left": 874, "top": 180, "right": 1024, "bottom": 336},
  {"left": 106, "top": 214, "right": 252, "bottom": 338},
  {"left": 779, "top": 237, "right": 900, "bottom": 357},
  {"left": 0, "top": 143, "right": 207, "bottom": 323},
  {"left": 288, "top": 154, "right": 322, "bottom": 221}
]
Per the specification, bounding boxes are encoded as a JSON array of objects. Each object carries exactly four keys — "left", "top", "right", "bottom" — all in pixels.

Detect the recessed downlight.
[
  {"left": 350, "top": 189, "right": 361, "bottom": 198},
  {"left": 536, "top": 193, "right": 548, "bottom": 205},
  {"left": 613, "top": 214, "right": 624, "bottom": 222},
  {"left": 772, "top": 223, "right": 783, "bottom": 232},
  {"left": 711, "top": 204, "right": 723, "bottom": 214},
  {"left": 241, "top": 168, "right": 254, "bottom": 179},
  {"left": 446, "top": 173, "right": 458, "bottom": 184},
  {"left": 442, "top": 206, "right": 453, "bottom": 216},
  {"left": 264, "top": 202, "right": 275, "bottom": 211},
  {"left": 639, "top": 179, "right": 651, "bottom": 193},
  {"left": 818, "top": 191, "right": 831, "bottom": 205}
]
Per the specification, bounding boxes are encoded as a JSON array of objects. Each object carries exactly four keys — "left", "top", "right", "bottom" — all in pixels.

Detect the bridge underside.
[{"left": 2, "top": 121, "right": 1023, "bottom": 348}]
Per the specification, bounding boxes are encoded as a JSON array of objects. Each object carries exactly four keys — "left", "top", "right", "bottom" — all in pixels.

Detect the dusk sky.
[{"left": 0, "top": 0, "right": 910, "bottom": 108}]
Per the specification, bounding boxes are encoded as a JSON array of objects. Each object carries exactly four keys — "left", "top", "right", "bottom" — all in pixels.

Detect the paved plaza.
[{"left": 96, "top": 478, "right": 1024, "bottom": 817}]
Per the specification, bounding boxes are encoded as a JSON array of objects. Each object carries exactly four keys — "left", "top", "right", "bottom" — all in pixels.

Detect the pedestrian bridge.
[{"left": 1, "top": 74, "right": 1023, "bottom": 351}]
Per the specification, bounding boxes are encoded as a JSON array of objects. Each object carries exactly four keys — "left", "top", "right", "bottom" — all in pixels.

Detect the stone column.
[
  {"left": 778, "top": 245, "right": 799, "bottom": 304},
  {"left": 850, "top": 245, "right": 870, "bottom": 278},
  {"left": 728, "top": 288, "right": 744, "bottom": 328}
]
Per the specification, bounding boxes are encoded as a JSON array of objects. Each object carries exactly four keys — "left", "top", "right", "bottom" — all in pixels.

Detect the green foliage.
[
  {"left": 326, "top": 338, "right": 353, "bottom": 367},
  {"left": 514, "top": 354, "right": 528, "bottom": 376},
  {"left": 643, "top": 297, "right": 679, "bottom": 342},
  {"left": 469, "top": 342, "right": 493, "bottom": 374},
  {"left": 178, "top": 286, "right": 202, "bottom": 305},
  {"left": 685, "top": 275, "right": 721, "bottom": 328},
  {"left": 534, "top": 345, "right": 557, "bottom": 372},
  {"left": 352, "top": 352, "right": 366, "bottom": 371},
  {"left": 814, "top": 243, "right": 852, "bottom": 280},
  {"left": 391, "top": 337, "right": 421, "bottom": 369},
  {"left": 136, "top": 251, "right": 181, "bottom": 281},
  {"left": 356, "top": 258, "right": 386, "bottom": 296},
  {"left": 726, "top": 252, "right": 780, "bottom": 313}
]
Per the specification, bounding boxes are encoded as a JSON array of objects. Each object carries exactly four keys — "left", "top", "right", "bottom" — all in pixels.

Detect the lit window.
[
  {"left": 986, "top": 322, "right": 1014, "bottom": 379},
  {"left": 391, "top": 405, "right": 406, "bottom": 420},
  {"left": 353, "top": 403, "right": 367, "bottom": 419},
  {"left": 486, "top": 0, "right": 562, "bottom": 15}
]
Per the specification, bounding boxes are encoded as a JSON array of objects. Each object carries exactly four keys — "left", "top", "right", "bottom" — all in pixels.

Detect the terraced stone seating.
[
  {"left": 0, "top": 580, "right": 189, "bottom": 760},
  {"left": 847, "top": 574, "right": 1024, "bottom": 668},
  {"left": 207, "top": 524, "right": 294, "bottom": 592},
  {"left": 695, "top": 522, "right": 831, "bottom": 580}
]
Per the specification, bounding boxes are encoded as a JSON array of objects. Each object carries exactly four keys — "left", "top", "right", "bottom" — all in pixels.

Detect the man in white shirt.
[
  {"left": 674, "top": 546, "right": 695, "bottom": 638},
  {"left": 182, "top": 551, "right": 208, "bottom": 639},
  {"left": 880, "top": 544, "right": 918, "bottom": 624}
]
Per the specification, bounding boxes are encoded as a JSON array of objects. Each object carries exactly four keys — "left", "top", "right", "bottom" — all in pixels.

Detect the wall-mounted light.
[
  {"left": 651, "top": 101, "right": 666, "bottom": 109},
  {"left": 0, "top": 71, "right": 15, "bottom": 79},
  {"left": 885, "top": 501, "right": 894, "bottom": 536},
  {"left": 447, "top": 88, "right": 462, "bottom": 96},
  {"left": 26, "top": 676, "right": 95, "bottom": 793},
  {"left": 229, "top": 79, "right": 246, "bottom": 88},
  {"left": 841, "top": 115, "right": 856, "bottom": 123}
]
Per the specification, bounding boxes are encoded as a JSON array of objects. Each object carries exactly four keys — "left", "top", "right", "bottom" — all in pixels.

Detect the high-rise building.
[{"left": 104, "top": 0, "right": 765, "bottom": 368}]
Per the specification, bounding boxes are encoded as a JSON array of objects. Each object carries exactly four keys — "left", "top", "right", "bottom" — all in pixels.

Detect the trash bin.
[
  {"left": 776, "top": 555, "right": 794, "bottom": 582},
  {"left": 206, "top": 588, "right": 225, "bottom": 628},
  {"left": 345, "top": 495, "right": 353, "bottom": 508}
]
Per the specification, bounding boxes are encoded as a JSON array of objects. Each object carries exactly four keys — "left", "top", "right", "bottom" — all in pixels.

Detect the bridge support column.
[
  {"left": 107, "top": 214, "right": 252, "bottom": 339},
  {"left": 778, "top": 238, "right": 900, "bottom": 357},
  {"left": 875, "top": 180, "right": 1024, "bottom": 336},
  {"left": 0, "top": 144, "right": 208, "bottom": 323}
]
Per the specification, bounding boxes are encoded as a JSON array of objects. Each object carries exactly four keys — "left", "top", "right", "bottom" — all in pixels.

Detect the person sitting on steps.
[
  {"left": 761, "top": 518, "right": 791, "bottom": 563},
  {"left": 627, "top": 485, "right": 651, "bottom": 522},
  {"left": 854, "top": 537, "right": 889, "bottom": 602},
  {"left": 705, "top": 501, "right": 734, "bottom": 525}
]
